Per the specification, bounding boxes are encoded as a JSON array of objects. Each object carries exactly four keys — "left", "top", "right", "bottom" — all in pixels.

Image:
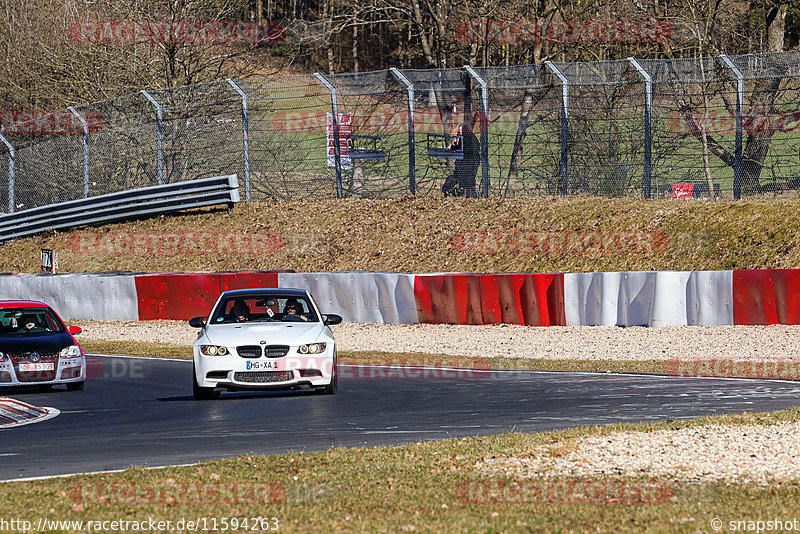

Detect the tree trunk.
[
  {"left": 506, "top": 45, "right": 545, "bottom": 196},
  {"left": 352, "top": 0, "right": 359, "bottom": 72},
  {"left": 739, "top": 64, "right": 783, "bottom": 194},
  {"left": 507, "top": 86, "right": 550, "bottom": 196},
  {"left": 699, "top": 55, "right": 716, "bottom": 200}
]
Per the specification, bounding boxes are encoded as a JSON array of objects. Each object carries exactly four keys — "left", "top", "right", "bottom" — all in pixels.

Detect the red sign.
[
  {"left": 326, "top": 112, "right": 352, "bottom": 170},
  {"left": 671, "top": 184, "right": 695, "bottom": 199}
]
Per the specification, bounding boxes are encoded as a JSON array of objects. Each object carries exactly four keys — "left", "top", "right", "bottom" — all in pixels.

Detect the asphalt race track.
[{"left": 2, "top": 355, "right": 800, "bottom": 481}]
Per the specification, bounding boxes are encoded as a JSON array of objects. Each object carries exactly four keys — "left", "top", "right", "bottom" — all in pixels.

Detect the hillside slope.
[{"left": 3, "top": 198, "right": 800, "bottom": 274}]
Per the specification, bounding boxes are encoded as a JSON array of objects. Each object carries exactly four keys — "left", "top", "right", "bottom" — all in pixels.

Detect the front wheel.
[
  {"left": 66, "top": 381, "right": 85, "bottom": 391},
  {"left": 318, "top": 357, "right": 338, "bottom": 395},
  {"left": 193, "top": 367, "right": 217, "bottom": 400}
]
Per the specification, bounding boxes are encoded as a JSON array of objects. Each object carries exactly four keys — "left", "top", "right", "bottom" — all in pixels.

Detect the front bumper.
[
  {"left": 0, "top": 356, "right": 86, "bottom": 387},
  {"left": 194, "top": 348, "right": 334, "bottom": 390}
]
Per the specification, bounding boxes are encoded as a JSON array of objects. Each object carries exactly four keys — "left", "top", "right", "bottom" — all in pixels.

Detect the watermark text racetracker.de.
[
  {"left": 292, "top": 355, "right": 493, "bottom": 379},
  {"left": 68, "top": 20, "right": 285, "bottom": 44},
  {"left": 70, "top": 481, "right": 285, "bottom": 506},
  {"left": 455, "top": 19, "right": 673, "bottom": 44},
  {"left": 1, "top": 110, "right": 105, "bottom": 136},
  {"left": 0, "top": 516, "right": 278, "bottom": 532},
  {"left": 668, "top": 358, "right": 800, "bottom": 380},
  {"left": 67, "top": 231, "right": 285, "bottom": 256},
  {"left": 458, "top": 479, "right": 674, "bottom": 504},
  {"left": 451, "top": 230, "right": 670, "bottom": 255}
]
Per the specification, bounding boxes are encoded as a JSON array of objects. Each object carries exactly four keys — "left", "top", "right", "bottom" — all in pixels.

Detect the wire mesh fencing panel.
[
  {"left": 151, "top": 81, "right": 244, "bottom": 186},
  {"left": 238, "top": 75, "right": 337, "bottom": 200},
  {"left": 643, "top": 56, "right": 736, "bottom": 199},
  {"left": 729, "top": 51, "right": 800, "bottom": 196},
  {"left": 476, "top": 64, "right": 562, "bottom": 197},
  {"left": 326, "top": 70, "right": 411, "bottom": 198},
  {"left": 76, "top": 93, "right": 160, "bottom": 197},
  {"left": 557, "top": 60, "right": 647, "bottom": 198},
  {"left": 395, "top": 68, "right": 483, "bottom": 197},
  {"left": 0, "top": 147, "right": 8, "bottom": 213},
  {"left": 7, "top": 112, "right": 86, "bottom": 211},
  {"left": 4, "top": 51, "right": 800, "bottom": 207}
]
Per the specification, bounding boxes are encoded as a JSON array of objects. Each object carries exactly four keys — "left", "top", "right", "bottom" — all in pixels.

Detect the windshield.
[
  {"left": 210, "top": 295, "right": 319, "bottom": 324},
  {"left": 0, "top": 307, "right": 65, "bottom": 336}
]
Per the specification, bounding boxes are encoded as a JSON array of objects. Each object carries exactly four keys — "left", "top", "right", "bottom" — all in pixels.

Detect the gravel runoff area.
[
  {"left": 479, "top": 422, "right": 800, "bottom": 485},
  {"left": 72, "top": 320, "right": 800, "bottom": 484},
  {"left": 72, "top": 320, "right": 800, "bottom": 362}
]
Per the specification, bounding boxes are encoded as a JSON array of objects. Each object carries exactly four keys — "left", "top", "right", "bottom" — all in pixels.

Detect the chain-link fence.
[{"left": 2, "top": 51, "right": 800, "bottom": 211}]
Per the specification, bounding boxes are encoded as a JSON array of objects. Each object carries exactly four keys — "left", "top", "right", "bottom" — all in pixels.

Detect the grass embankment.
[
  {"left": 4, "top": 409, "right": 800, "bottom": 532},
  {"left": 2, "top": 197, "right": 800, "bottom": 274}
]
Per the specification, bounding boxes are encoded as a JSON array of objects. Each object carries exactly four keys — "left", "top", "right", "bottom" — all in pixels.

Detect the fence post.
[
  {"left": 390, "top": 68, "right": 416, "bottom": 196},
  {"left": 314, "top": 73, "right": 344, "bottom": 198},
  {"left": 627, "top": 58, "right": 653, "bottom": 199},
  {"left": 464, "top": 65, "right": 491, "bottom": 198},
  {"left": 719, "top": 54, "right": 744, "bottom": 200},
  {"left": 544, "top": 61, "right": 569, "bottom": 197},
  {"left": 226, "top": 78, "right": 251, "bottom": 203},
  {"left": 140, "top": 90, "right": 164, "bottom": 186},
  {"left": 67, "top": 107, "right": 90, "bottom": 198},
  {"left": 0, "top": 133, "right": 14, "bottom": 213}
]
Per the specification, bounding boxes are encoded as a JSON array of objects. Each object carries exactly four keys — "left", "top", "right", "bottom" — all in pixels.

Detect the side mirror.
[
  {"left": 323, "top": 314, "right": 342, "bottom": 326},
  {"left": 189, "top": 316, "right": 207, "bottom": 328},
  {"left": 68, "top": 325, "right": 82, "bottom": 335}
]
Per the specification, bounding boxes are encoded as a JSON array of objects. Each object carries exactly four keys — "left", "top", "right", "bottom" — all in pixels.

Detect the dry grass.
[
  {"left": 3, "top": 197, "right": 800, "bottom": 274},
  {"left": 5, "top": 409, "right": 800, "bottom": 532}
]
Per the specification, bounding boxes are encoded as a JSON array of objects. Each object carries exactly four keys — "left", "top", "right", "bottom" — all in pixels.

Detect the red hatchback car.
[{"left": 0, "top": 301, "right": 86, "bottom": 391}]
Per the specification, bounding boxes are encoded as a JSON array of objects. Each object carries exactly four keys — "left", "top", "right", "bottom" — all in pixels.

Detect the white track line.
[{"left": 1, "top": 462, "right": 199, "bottom": 484}]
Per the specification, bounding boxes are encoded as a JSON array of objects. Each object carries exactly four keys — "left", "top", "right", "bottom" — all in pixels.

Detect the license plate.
[
  {"left": 246, "top": 360, "right": 280, "bottom": 370},
  {"left": 20, "top": 362, "right": 54, "bottom": 372}
]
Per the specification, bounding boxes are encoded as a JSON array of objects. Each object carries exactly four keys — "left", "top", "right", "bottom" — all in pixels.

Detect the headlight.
[
  {"left": 60, "top": 345, "right": 82, "bottom": 359},
  {"left": 200, "top": 345, "right": 228, "bottom": 356},
  {"left": 0, "top": 352, "right": 5, "bottom": 362},
  {"left": 298, "top": 343, "right": 326, "bottom": 354}
]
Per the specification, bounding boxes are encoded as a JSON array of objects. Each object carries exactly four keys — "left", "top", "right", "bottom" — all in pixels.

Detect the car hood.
[
  {"left": 203, "top": 322, "right": 327, "bottom": 347},
  {"left": 0, "top": 332, "right": 75, "bottom": 353}
]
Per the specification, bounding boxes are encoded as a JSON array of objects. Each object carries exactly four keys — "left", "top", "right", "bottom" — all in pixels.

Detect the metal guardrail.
[{"left": 0, "top": 174, "right": 239, "bottom": 243}]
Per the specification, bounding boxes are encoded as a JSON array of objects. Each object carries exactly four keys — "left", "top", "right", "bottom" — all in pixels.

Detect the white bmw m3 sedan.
[{"left": 189, "top": 288, "right": 341, "bottom": 400}]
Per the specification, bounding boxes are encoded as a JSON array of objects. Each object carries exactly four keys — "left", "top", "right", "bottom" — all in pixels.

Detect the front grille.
[
  {"left": 9, "top": 352, "right": 59, "bottom": 363},
  {"left": 15, "top": 368, "right": 57, "bottom": 382},
  {"left": 264, "top": 345, "right": 289, "bottom": 358},
  {"left": 236, "top": 345, "right": 262, "bottom": 358},
  {"left": 234, "top": 371, "right": 293, "bottom": 383}
]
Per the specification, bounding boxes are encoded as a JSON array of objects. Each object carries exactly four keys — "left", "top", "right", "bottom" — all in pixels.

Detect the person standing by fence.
[{"left": 442, "top": 116, "right": 480, "bottom": 198}]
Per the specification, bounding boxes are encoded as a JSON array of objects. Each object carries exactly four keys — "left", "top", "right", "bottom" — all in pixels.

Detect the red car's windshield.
[{"left": 0, "top": 307, "right": 65, "bottom": 336}]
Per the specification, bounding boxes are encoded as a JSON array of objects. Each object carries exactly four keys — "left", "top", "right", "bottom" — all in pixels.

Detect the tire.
[
  {"left": 318, "top": 356, "right": 338, "bottom": 395},
  {"left": 66, "top": 381, "right": 84, "bottom": 391},
  {"left": 193, "top": 367, "right": 216, "bottom": 401}
]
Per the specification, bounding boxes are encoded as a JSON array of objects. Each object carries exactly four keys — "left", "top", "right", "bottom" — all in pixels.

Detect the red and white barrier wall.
[{"left": 0, "top": 269, "right": 797, "bottom": 326}]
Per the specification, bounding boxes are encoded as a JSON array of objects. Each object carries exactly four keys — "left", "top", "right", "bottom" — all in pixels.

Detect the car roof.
[
  {"left": 220, "top": 288, "right": 309, "bottom": 298},
  {"left": 0, "top": 301, "right": 50, "bottom": 309}
]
